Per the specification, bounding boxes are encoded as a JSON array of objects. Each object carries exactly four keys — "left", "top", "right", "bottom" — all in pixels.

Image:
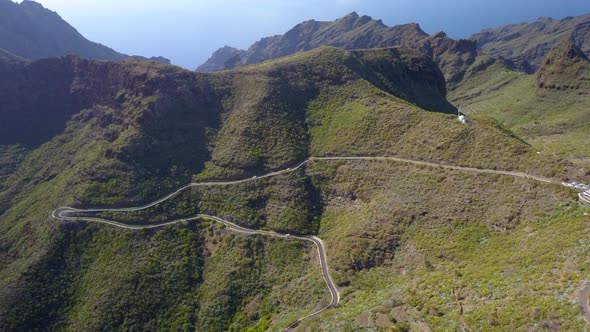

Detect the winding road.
[
  {"left": 52, "top": 155, "right": 572, "bottom": 330},
  {"left": 579, "top": 284, "right": 590, "bottom": 325},
  {"left": 52, "top": 208, "right": 339, "bottom": 332}
]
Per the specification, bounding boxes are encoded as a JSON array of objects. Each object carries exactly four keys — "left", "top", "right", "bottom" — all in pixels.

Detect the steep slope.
[
  {"left": 450, "top": 39, "right": 590, "bottom": 161},
  {"left": 418, "top": 32, "right": 478, "bottom": 88},
  {"left": 197, "top": 12, "right": 497, "bottom": 88},
  {"left": 536, "top": 38, "right": 590, "bottom": 91},
  {"left": 0, "top": 47, "right": 24, "bottom": 63},
  {"left": 196, "top": 46, "right": 246, "bottom": 72},
  {"left": 1, "top": 46, "right": 587, "bottom": 331},
  {"left": 197, "top": 12, "right": 428, "bottom": 72},
  {"left": 470, "top": 13, "right": 590, "bottom": 71},
  {"left": 0, "top": 0, "right": 169, "bottom": 63}
]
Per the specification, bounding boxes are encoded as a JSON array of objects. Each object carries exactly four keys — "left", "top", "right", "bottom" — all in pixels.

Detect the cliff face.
[
  {"left": 419, "top": 32, "right": 478, "bottom": 87},
  {"left": 0, "top": 56, "right": 183, "bottom": 146},
  {"left": 0, "top": 0, "right": 169, "bottom": 63}
]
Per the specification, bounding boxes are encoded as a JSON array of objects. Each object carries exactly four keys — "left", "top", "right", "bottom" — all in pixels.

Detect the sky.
[{"left": 26, "top": 0, "right": 590, "bottom": 69}]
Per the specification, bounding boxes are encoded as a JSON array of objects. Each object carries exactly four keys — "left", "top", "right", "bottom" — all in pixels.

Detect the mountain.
[
  {"left": 197, "top": 12, "right": 492, "bottom": 90},
  {"left": 470, "top": 13, "right": 590, "bottom": 72},
  {"left": 0, "top": 0, "right": 169, "bottom": 63},
  {"left": 450, "top": 38, "right": 590, "bottom": 161},
  {"left": 418, "top": 31, "right": 478, "bottom": 87},
  {"left": 196, "top": 46, "right": 246, "bottom": 72},
  {"left": 0, "top": 47, "right": 23, "bottom": 63},
  {"left": 2, "top": 44, "right": 586, "bottom": 331},
  {"left": 536, "top": 38, "right": 590, "bottom": 91},
  {"left": 197, "top": 12, "right": 428, "bottom": 72}
]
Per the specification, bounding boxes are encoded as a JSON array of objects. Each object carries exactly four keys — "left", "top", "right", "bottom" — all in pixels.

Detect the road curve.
[
  {"left": 52, "top": 155, "right": 563, "bottom": 330},
  {"left": 52, "top": 207, "right": 340, "bottom": 331},
  {"left": 56, "top": 156, "right": 559, "bottom": 216},
  {"left": 579, "top": 284, "right": 590, "bottom": 324}
]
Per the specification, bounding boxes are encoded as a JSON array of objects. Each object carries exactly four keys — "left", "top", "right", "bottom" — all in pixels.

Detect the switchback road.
[
  {"left": 52, "top": 208, "right": 339, "bottom": 331},
  {"left": 52, "top": 155, "right": 567, "bottom": 330}
]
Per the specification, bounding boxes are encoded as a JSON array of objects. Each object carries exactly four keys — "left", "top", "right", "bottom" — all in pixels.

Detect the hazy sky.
[{"left": 28, "top": 0, "right": 590, "bottom": 69}]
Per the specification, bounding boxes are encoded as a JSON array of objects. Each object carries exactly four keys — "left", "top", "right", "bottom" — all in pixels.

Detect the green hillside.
[
  {"left": 470, "top": 13, "right": 590, "bottom": 71},
  {"left": 450, "top": 41, "right": 590, "bottom": 162},
  {"left": 1, "top": 45, "right": 588, "bottom": 331}
]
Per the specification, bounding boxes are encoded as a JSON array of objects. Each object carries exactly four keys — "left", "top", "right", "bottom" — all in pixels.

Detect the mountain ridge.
[
  {"left": 470, "top": 13, "right": 590, "bottom": 71},
  {"left": 0, "top": 0, "right": 170, "bottom": 64},
  {"left": 197, "top": 12, "right": 428, "bottom": 72},
  {"left": 536, "top": 38, "right": 590, "bottom": 91},
  {"left": 2, "top": 6, "right": 590, "bottom": 332},
  {"left": 449, "top": 37, "right": 590, "bottom": 159}
]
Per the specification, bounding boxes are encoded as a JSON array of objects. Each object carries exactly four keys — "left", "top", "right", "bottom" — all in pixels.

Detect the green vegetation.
[
  {"left": 450, "top": 52, "right": 590, "bottom": 161},
  {"left": 297, "top": 161, "right": 588, "bottom": 331},
  {"left": 1, "top": 43, "right": 588, "bottom": 331},
  {"left": 470, "top": 13, "right": 590, "bottom": 70}
]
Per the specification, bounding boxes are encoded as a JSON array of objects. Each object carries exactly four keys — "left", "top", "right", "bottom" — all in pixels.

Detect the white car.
[{"left": 252, "top": 176, "right": 257, "bottom": 179}]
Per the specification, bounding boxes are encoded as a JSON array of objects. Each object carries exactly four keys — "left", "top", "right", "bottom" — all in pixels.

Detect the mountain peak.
[
  {"left": 470, "top": 12, "right": 590, "bottom": 70},
  {"left": 196, "top": 12, "right": 430, "bottom": 72},
  {"left": 536, "top": 38, "right": 590, "bottom": 91},
  {"left": 18, "top": 0, "right": 47, "bottom": 12},
  {"left": 196, "top": 46, "right": 245, "bottom": 72},
  {"left": 0, "top": 0, "right": 170, "bottom": 63},
  {"left": 556, "top": 38, "right": 589, "bottom": 61},
  {"left": 343, "top": 11, "right": 359, "bottom": 19},
  {"left": 431, "top": 31, "right": 448, "bottom": 39}
]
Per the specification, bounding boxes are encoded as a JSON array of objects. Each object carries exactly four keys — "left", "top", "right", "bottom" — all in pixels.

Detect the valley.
[{"left": 1, "top": 2, "right": 590, "bottom": 331}]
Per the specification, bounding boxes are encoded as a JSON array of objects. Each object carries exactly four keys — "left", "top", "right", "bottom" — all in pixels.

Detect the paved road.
[
  {"left": 52, "top": 208, "right": 340, "bottom": 331},
  {"left": 579, "top": 284, "right": 590, "bottom": 324},
  {"left": 57, "top": 156, "right": 558, "bottom": 216},
  {"left": 52, "top": 155, "right": 564, "bottom": 330}
]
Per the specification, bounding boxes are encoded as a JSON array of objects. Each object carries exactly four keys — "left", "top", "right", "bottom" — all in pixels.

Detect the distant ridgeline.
[
  {"left": 198, "top": 12, "right": 590, "bottom": 90},
  {"left": 0, "top": 0, "right": 169, "bottom": 63}
]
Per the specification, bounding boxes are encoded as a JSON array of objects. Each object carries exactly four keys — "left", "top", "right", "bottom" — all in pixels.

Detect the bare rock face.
[{"left": 419, "top": 32, "right": 478, "bottom": 86}]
